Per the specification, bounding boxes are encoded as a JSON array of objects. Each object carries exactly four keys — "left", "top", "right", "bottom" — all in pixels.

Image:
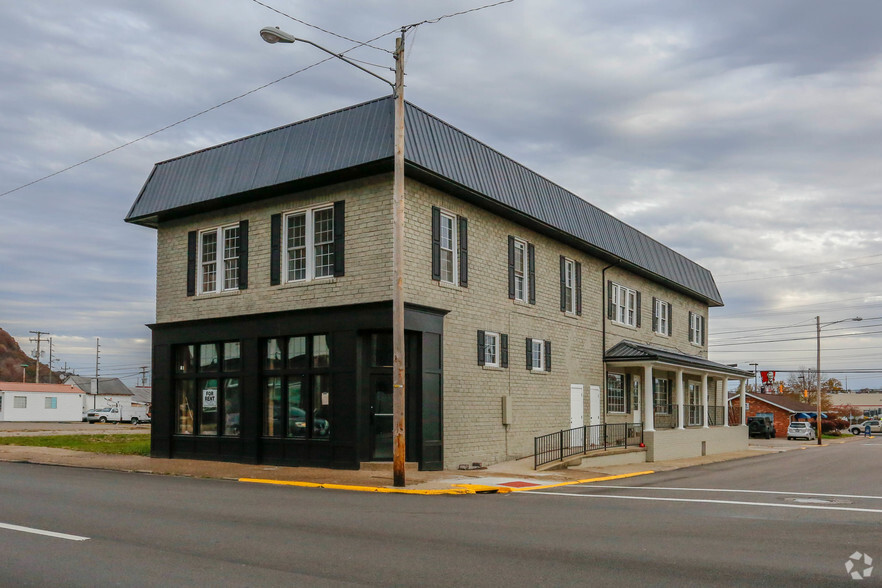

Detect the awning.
[{"left": 605, "top": 340, "right": 753, "bottom": 377}]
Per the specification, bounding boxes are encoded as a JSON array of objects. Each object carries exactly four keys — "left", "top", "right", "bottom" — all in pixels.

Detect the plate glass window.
[
  {"left": 173, "top": 341, "right": 241, "bottom": 437},
  {"left": 285, "top": 204, "right": 334, "bottom": 283},
  {"left": 439, "top": 212, "right": 457, "bottom": 284}
]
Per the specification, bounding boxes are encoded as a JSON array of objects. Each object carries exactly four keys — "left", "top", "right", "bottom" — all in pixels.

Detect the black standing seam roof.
[
  {"left": 126, "top": 96, "right": 723, "bottom": 306},
  {"left": 605, "top": 341, "right": 752, "bottom": 377}
]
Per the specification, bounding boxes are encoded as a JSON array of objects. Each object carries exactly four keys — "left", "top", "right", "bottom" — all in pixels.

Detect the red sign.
[{"left": 761, "top": 371, "right": 776, "bottom": 384}]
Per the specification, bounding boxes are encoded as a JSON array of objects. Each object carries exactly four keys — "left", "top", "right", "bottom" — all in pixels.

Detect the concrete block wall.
[
  {"left": 155, "top": 175, "right": 393, "bottom": 323},
  {"left": 645, "top": 425, "right": 747, "bottom": 461}
]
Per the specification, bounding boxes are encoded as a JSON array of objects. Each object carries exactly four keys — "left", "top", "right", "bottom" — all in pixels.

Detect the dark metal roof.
[
  {"left": 126, "top": 96, "right": 723, "bottom": 305},
  {"left": 605, "top": 341, "right": 751, "bottom": 377}
]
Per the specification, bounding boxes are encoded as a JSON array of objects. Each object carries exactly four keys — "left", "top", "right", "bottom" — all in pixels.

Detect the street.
[{"left": 1, "top": 438, "right": 880, "bottom": 587}]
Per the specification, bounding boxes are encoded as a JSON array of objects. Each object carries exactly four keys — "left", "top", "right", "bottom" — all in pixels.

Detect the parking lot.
[{"left": 0, "top": 422, "right": 150, "bottom": 436}]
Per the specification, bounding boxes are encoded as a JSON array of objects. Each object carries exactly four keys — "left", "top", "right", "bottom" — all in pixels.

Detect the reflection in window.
[
  {"left": 223, "top": 342, "right": 241, "bottom": 372},
  {"left": 199, "top": 379, "right": 219, "bottom": 435},
  {"left": 266, "top": 338, "right": 283, "bottom": 370},
  {"left": 223, "top": 378, "right": 240, "bottom": 436},
  {"left": 199, "top": 343, "right": 219, "bottom": 372},
  {"left": 312, "top": 335, "right": 329, "bottom": 368},
  {"left": 313, "top": 374, "right": 330, "bottom": 439},
  {"left": 176, "top": 345, "right": 195, "bottom": 374},
  {"left": 287, "top": 376, "right": 305, "bottom": 438},
  {"left": 288, "top": 336, "right": 307, "bottom": 369},
  {"left": 264, "top": 377, "right": 282, "bottom": 437},
  {"left": 176, "top": 380, "right": 195, "bottom": 435}
]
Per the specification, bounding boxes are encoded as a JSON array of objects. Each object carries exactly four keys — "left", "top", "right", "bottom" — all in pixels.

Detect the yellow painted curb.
[
  {"left": 499, "top": 470, "right": 655, "bottom": 492},
  {"left": 238, "top": 478, "right": 509, "bottom": 495}
]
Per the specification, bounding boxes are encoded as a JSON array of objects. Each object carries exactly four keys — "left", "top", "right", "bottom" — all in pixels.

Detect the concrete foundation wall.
[{"left": 645, "top": 425, "right": 747, "bottom": 462}]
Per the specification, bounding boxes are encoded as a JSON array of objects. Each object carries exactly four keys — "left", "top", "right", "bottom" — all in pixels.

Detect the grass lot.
[{"left": 0, "top": 434, "right": 150, "bottom": 456}]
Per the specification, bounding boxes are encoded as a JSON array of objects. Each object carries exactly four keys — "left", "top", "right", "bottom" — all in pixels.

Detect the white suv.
[
  {"left": 849, "top": 420, "right": 882, "bottom": 436},
  {"left": 787, "top": 422, "right": 816, "bottom": 440}
]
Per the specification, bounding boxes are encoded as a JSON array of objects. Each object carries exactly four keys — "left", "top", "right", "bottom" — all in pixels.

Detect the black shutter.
[
  {"left": 458, "top": 216, "right": 468, "bottom": 287},
  {"left": 501, "top": 334, "right": 508, "bottom": 368},
  {"left": 431, "top": 207, "right": 441, "bottom": 281},
  {"left": 625, "top": 374, "right": 632, "bottom": 413},
  {"left": 545, "top": 340, "right": 551, "bottom": 372},
  {"left": 238, "top": 220, "right": 249, "bottom": 290},
  {"left": 525, "top": 338, "right": 533, "bottom": 370},
  {"left": 333, "top": 200, "right": 345, "bottom": 277},
  {"left": 667, "top": 303, "right": 673, "bottom": 336},
  {"left": 575, "top": 261, "right": 582, "bottom": 316},
  {"left": 186, "top": 231, "right": 197, "bottom": 297},
  {"left": 508, "top": 236, "right": 515, "bottom": 299},
  {"left": 527, "top": 244, "right": 536, "bottom": 305},
  {"left": 607, "top": 281, "right": 614, "bottom": 320},
  {"left": 477, "top": 330, "right": 485, "bottom": 366},
  {"left": 559, "top": 256, "right": 567, "bottom": 312},
  {"left": 636, "top": 291, "right": 642, "bottom": 328},
  {"left": 270, "top": 214, "right": 282, "bottom": 286},
  {"left": 700, "top": 315, "right": 706, "bottom": 346},
  {"left": 688, "top": 311, "right": 694, "bottom": 343},
  {"left": 652, "top": 297, "right": 658, "bottom": 332}
]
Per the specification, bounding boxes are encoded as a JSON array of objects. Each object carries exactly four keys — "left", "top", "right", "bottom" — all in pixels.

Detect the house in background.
[
  {"left": 729, "top": 392, "right": 815, "bottom": 436},
  {"left": 0, "top": 382, "right": 83, "bottom": 422},
  {"left": 63, "top": 375, "right": 134, "bottom": 415},
  {"left": 126, "top": 97, "right": 751, "bottom": 470}
]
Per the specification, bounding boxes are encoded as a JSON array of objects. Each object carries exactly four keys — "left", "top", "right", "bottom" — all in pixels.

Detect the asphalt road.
[{"left": 1, "top": 438, "right": 880, "bottom": 587}]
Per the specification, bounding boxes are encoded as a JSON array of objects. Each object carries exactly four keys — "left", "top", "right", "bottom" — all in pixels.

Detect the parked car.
[
  {"left": 747, "top": 416, "right": 776, "bottom": 439},
  {"left": 786, "top": 422, "right": 816, "bottom": 440},
  {"left": 848, "top": 420, "right": 882, "bottom": 436},
  {"left": 86, "top": 405, "right": 151, "bottom": 424}
]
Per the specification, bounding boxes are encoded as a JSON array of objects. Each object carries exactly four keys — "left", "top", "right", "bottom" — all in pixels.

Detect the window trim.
[
  {"left": 484, "top": 331, "right": 500, "bottom": 368},
  {"left": 563, "top": 257, "right": 576, "bottom": 314},
  {"left": 654, "top": 298, "right": 671, "bottom": 336},
  {"left": 283, "top": 203, "right": 335, "bottom": 284},
  {"left": 689, "top": 311, "right": 706, "bottom": 346},
  {"left": 607, "top": 373, "right": 626, "bottom": 414},
  {"left": 13, "top": 396, "right": 27, "bottom": 409},
  {"left": 610, "top": 282, "right": 638, "bottom": 327},
  {"left": 513, "top": 238, "right": 527, "bottom": 302},
  {"left": 197, "top": 224, "right": 241, "bottom": 295},
  {"left": 438, "top": 210, "right": 458, "bottom": 285}
]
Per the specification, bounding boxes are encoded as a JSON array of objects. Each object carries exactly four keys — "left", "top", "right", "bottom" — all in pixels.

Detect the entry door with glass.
[
  {"left": 370, "top": 374, "right": 394, "bottom": 460},
  {"left": 688, "top": 381, "right": 702, "bottom": 425}
]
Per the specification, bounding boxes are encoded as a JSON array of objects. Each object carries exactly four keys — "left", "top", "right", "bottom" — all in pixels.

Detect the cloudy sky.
[{"left": 2, "top": 0, "right": 882, "bottom": 389}]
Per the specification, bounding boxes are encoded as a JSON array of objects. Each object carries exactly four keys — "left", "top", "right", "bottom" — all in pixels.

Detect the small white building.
[
  {"left": 62, "top": 376, "right": 134, "bottom": 414},
  {"left": 0, "top": 382, "right": 84, "bottom": 422}
]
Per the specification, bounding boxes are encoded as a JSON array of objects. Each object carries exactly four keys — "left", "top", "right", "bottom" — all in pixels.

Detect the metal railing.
[
  {"left": 707, "top": 405, "right": 723, "bottom": 426},
  {"left": 728, "top": 405, "right": 742, "bottom": 426},
  {"left": 534, "top": 423, "right": 644, "bottom": 469},
  {"left": 653, "top": 404, "right": 679, "bottom": 429}
]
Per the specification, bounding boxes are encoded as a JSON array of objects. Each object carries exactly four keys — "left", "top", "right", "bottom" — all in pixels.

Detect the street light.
[
  {"left": 261, "top": 26, "right": 410, "bottom": 487},
  {"left": 816, "top": 316, "right": 862, "bottom": 445}
]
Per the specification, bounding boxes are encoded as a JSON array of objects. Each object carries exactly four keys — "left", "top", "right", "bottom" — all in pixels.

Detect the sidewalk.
[{"left": 2, "top": 437, "right": 853, "bottom": 495}]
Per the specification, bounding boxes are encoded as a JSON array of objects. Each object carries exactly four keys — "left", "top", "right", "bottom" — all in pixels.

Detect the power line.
[
  {"left": 405, "top": 0, "right": 517, "bottom": 27},
  {"left": 709, "top": 327, "right": 882, "bottom": 348},
  {"left": 718, "top": 260, "right": 882, "bottom": 284},
  {"left": 714, "top": 252, "right": 882, "bottom": 279}
]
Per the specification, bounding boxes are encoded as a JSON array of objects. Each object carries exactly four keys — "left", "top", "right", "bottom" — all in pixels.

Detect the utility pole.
[
  {"left": 391, "top": 27, "right": 407, "bottom": 488},
  {"left": 748, "top": 362, "right": 758, "bottom": 393},
  {"left": 28, "top": 330, "right": 50, "bottom": 383},
  {"left": 48, "top": 337, "right": 54, "bottom": 382},
  {"left": 139, "top": 366, "right": 149, "bottom": 387},
  {"left": 94, "top": 338, "right": 100, "bottom": 410}
]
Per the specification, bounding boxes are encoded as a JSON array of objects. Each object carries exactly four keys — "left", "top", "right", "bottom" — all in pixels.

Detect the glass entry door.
[{"left": 370, "top": 374, "right": 394, "bottom": 460}]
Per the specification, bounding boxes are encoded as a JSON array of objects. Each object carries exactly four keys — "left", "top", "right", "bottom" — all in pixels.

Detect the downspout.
[{"left": 600, "top": 262, "right": 618, "bottom": 426}]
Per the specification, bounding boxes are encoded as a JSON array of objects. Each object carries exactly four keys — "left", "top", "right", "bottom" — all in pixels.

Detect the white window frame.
[
  {"left": 45, "top": 397, "right": 57, "bottom": 409},
  {"left": 484, "top": 332, "right": 500, "bottom": 368},
  {"left": 198, "top": 224, "right": 240, "bottom": 295},
  {"left": 654, "top": 378, "right": 671, "bottom": 413},
  {"left": 513, "top": 238, "right": 527, "bottom": 302},
  {"left": 654, "top": 298, "right": 670, "bottom": 336},
  {"left": 564, "top": 258, "right": 576, "bottom": 314},
  {"left": 607, "top": 373, "right": 626, "bottom": 414},
  {"left": 13, "top": 396, "right": 26, "bottom": 409},
  {"left": 690, "top": 312, "right": 705, "bottom": 345},
  {"left": 283, "top": 204, "right": 335, "bottom": 284},
  {"left": 439, "top": 211, "right": 457, "bottom": 285},
  {"left": 531, "top": 339, "right": 545, "bottom": 372},
  {"left": 611, "top": 283, "right": 637, "bottom": 327}
]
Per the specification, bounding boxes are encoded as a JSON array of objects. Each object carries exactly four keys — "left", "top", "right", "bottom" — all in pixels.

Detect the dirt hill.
[{"left": 0, "top": 328, "right": 59, "bottom": 384}]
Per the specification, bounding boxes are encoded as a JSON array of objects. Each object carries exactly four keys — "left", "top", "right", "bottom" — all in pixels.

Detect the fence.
[
  {"left": 707, "top": 405, "right": 725, "bottom": 426},
  {"left": 653, "top": 404, "right": 679, "bottom": 429},
  {"left": 534, "top": 423, "right": 644, "bottom": 469}
]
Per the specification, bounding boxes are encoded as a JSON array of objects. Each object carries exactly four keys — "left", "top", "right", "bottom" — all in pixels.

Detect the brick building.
[
  {"left": 729, "top": 392, "right": 815, "bottom": 436},
  {"left": 126, "top": 97, "right": 750, "bottom": 470}
]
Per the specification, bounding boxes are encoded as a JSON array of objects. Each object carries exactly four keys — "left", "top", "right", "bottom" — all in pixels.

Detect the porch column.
[
  {"left": 739, "top": 378, "right": 747, "bottom": 426},
  {"left": 722, "top": 377, "right": 729, "bottom": 427},
  {"left": 701, "top": 373, "right": 709, "bottom": 429},
  {"left": 643, "top": 364, "right": 655, "bottom": 432},
  {"left": 675, "top": 368, "right": 685, "bottom": 430}
]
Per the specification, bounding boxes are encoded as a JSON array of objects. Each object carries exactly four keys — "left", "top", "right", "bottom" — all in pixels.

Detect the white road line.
[
  {"left": 0, "top": 522, "right": 89, "bottom": 541},
  {"left": 523, "top": 492, "right": 882, "bottom": 513},
  {"left": 581, "top": 485, "right": 882, "bottom": 501}
]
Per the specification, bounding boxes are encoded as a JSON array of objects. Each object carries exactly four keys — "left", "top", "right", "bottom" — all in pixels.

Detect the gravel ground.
[{"left": 0, "top": 422, "right": 150, "bottom": 436}]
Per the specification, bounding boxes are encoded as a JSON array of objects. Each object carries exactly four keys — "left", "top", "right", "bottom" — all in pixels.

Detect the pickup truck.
[{"left": 86, "top": 405, "right": 151, "bottom": 424}]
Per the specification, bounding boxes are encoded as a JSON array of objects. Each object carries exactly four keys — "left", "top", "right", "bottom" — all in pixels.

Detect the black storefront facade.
[{"left": 149, "top": 302, "right": 445, "bottom": 470}]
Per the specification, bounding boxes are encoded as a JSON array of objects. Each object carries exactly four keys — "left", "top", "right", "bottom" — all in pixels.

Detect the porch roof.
[{"left": 605, "top": 341, "right": 752, "bottom": 378}]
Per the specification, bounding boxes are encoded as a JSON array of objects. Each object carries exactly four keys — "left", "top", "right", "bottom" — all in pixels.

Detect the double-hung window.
[
  {"left": 513, "top": 239, "right": 527, "bottom": 301},
  {"left": 199, "top": 224, "right": 240, "bottom": 294},
  {"left": 285, "top": 205, "right": 335, "bottom": 282},
  {"left": 525, "top": 338, "right": 551, "bottom": 372},
  {"left": 607, "top": 373, "right": 626, "bottom": 413},
  {"left": 508, "top": 236, "right": 534, "bottom": 304},
  {"left": 439, "top": 211, "right": 457, "bottom": 284},
  {"left": 689, "top": 311, "right": 706, "bottom": 345},
  {"left": 477, "top": 330, "right": 508, "bottom": 368},
  {"left": 653, "top": 298, "right": 672, "bottom": 336},
  {"left": 485, "top": 332, "right": 499, "bottom": 367},
  {"left": 609, "top": 282, "right": 639, "bottom": 327},
  {"left": 654, "top": 378, "right": 671, "bottom": 413},
  {"left": 561, "top": 257, "right": 579, "bottom": 314}
]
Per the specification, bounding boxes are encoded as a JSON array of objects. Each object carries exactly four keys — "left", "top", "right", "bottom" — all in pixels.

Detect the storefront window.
[
  {"left": 199, "top": 343, "right": 219, "bottom": 372},
  {"left": 312, "top": 335, "right": 330, "bottom": 368},
  {"left": 287, "top": 336, "right": 307, "bottom": 369},
  {"left": 176, "top": 345, "right": 195, "bottom": 374},
  {"left": 371, "top": 333, "right": 393, "bottom": 367},
  {"left": 223, "top": 342, "right": 241, "bottom": 372},
  {"left": 223, "top": 378, "right": 240, "bottom": 436},
  {"left": 287, "top": 376, "right": 306, "bottom": 438},
  {"left": 176, "top": 380, "right": 195, "bottom": 434},
  {"left": 264, "top": 377, "right": 282, "bottom": 437},
  {"left": 173, "top": 341, "right": 241, "bottom": 437},
  {"left": 266, "top": 338, "right": 283, "bottom": 370},
  {"left": 198, "top": 379, "right": 219, "bottom": 435}
]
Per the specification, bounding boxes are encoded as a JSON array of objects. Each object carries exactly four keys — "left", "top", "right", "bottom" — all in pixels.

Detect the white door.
[
  {"left": 570, "top": 384, "right": 584, "bottom": 429},
  {"left": 589, "top": 385, "right": 601, "bottom": 426},
  {"left": 632, "top": 376, "right": 641, "bottom": 425}
]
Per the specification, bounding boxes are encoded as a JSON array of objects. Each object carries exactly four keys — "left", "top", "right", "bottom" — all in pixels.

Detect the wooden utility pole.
[
  {"left": 95, "top": 338, "right": 100, "bottom": 410},
  {"left": 391, "top": 28, "right": 407, "bottom": 487},
  {"left": 28, "top": 330, "right": 50, "bottom": 383}
]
